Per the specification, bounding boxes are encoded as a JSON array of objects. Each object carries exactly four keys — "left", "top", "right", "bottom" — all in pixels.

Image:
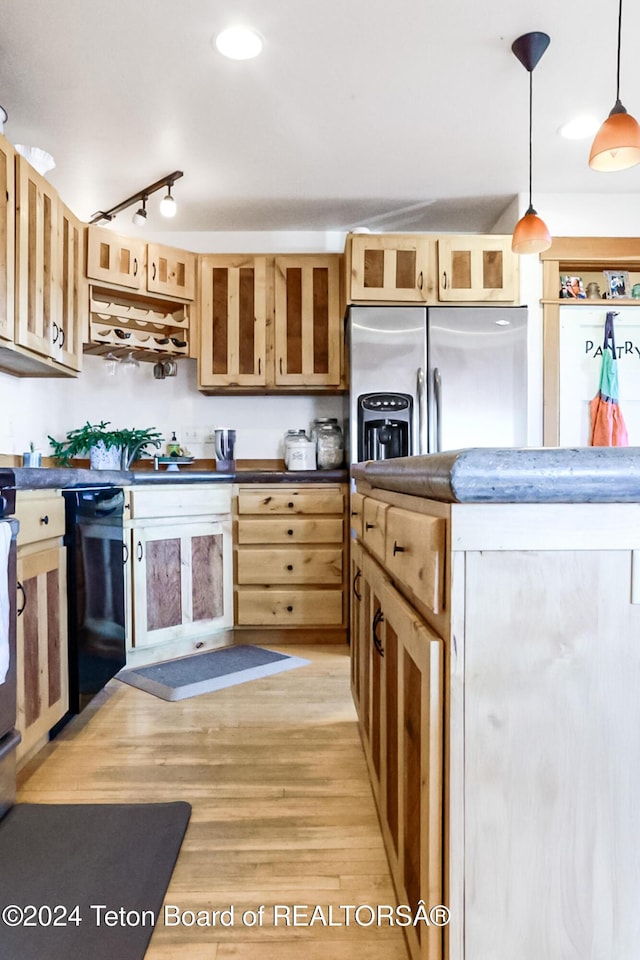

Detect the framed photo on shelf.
[
  {"left": 603, "top": 270, "right": 630, "bottom": 299},
  {"left": 559, "top": 275, "right": 586, "bottom": 299}
]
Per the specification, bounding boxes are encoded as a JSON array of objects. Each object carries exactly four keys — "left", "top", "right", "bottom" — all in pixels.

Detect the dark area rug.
[
  {"left": 0, "top": 801, "right": 191, "bottom": 960},
  {"left": 116, "top": 644, "right": 310, "bottom": 701}
]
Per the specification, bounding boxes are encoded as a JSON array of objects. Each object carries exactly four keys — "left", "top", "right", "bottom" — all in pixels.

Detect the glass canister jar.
[
  {"left": 312, "top": 418, "right": 344, "bottom": 469},
  {"left": 284, "top": 429, "right": 316, "bottom": 470}
]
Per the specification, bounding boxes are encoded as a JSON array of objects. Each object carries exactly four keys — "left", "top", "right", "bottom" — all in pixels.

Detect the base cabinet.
[
  {"left": 124, "top": 486, "right": 233, "bottom": 662},
  {"left": 14, "top": 491, "right": 68, "bottom": 765},
  {"left": 235, "top": 484, "right": 347, "bottom": 638}
]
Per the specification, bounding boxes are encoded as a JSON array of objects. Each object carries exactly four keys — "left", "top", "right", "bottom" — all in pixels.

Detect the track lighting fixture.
[
  {"left": 89, "top": 171, "right": 183, "bottom": 225},
  {"left": 511, "top": 31, "right": 552, "bottom": 256},
  {"left": 132, "top": 197, "right": 148, "bottom": 226},
  {"left": 589, "top": 0, "right": 640, "bottom": 171}
]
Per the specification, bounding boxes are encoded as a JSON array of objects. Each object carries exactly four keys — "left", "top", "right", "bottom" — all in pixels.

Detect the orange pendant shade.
[
  {"left": 589, "top": 105, "right": 640, "bottom": 171},
  {"left": 511, "top": 209, "right": 552, "bottom": 255}
]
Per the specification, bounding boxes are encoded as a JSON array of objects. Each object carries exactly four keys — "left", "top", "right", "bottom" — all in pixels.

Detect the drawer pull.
[
  {"left": 287, "top": 529, "right": 294, "bottom": 536},
  {"left": 136, "top": 540, "right": 143, "bottom": 561},
  {"left": 353, "top": 568, "right": 362, "bottom": 601},
  {"left": 372, "top": 607, "right": 384, "bottom": 657},
  {"left": 17, "top": 581, "right": 26, "bottom": 616},
  {"left": 351, "top": 510, "right": 358, "bottom": 516},
  {"left": 365, "top": 522, "right": 375, "bottom": 531},
  {"left": 286, "top": 605, "right": 293, "bottom": 612},
  {"left": 40, "top": 515, "right": 49, "bottom": 525},
  {"left": 392, "top": 541, "right": 405, "bottom": 555},
  {"left": 286, "top": 564, "right": 293, "bottom": 571},
  {"left": 122, "top": 542, "right": 129, "bottom": 564},
  {"left": 287, "top": 501, "right": 294, "bottom": 509}
]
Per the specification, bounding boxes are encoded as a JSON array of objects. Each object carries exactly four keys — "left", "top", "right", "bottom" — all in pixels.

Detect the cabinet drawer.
[
  {"left": 237, "top": 589, "right": 343, "bottom": 626},
  {"left": 350, "top": 492, "right": 364, "bottom": 539},
  {"left": 130, "top": 485, "right": 231, "bottom": 519},
  {"left": 238, "top": 489, "right": 344, "bottom": 516},
  {"left": 385, "top": 507, "right": 446, "bottom": 614},
  {"left": 237, "top": 517, "right": 342, "bottom": 544},
  {"left": 15, "top": 492, "right": 65, "bottom": 545},
  {"left": 237, "top": 547, "right": 343, "bottom": 585},
  {"left": 362, "top": 498, "right": 388, "bottom": 562}
]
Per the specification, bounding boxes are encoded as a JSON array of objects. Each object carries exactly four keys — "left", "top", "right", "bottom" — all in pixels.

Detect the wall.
[{"left": 0, "top": 355, "right": 346, "bottom": 460}]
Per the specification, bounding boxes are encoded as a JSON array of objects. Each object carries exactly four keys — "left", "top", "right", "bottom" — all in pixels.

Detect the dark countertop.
[
  {"left": 1, "top": 466, "right": 349, "bottom": 491},
  {"left": 353, "top": 447, "right": 640, "bottom": 503}
]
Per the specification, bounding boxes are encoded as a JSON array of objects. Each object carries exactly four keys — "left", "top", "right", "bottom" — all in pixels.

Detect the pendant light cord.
[
  {"left": 616, "top": 0, "right": 622, "bottom": 100},
  {"left": 528, "top": 69, "right": 533, "bottom": 210}
]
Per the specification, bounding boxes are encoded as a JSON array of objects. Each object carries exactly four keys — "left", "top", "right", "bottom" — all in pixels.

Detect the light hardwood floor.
[{"left": 17, "top": 643, "right": 408, "bottom": 959}]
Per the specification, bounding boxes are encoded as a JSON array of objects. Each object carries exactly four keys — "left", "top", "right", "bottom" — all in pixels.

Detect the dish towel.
[{"left": 0, "top": 522, "right": 11, "bottom": 685}]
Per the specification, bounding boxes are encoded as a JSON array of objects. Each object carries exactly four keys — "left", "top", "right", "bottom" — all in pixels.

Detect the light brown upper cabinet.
[
  {"left": 437, "top": 235, "right": 518, "bottom": 302},
  {"left": 198, "top": 253, "right": 345, "bottom": 393},
  {"left": 346, "top": 232, "right": 519, "bottom": 304},
  {"left": 0, "top": 134, "right": 15, "bottom": 345},
  {"left": 274, "top": 254, "right": 342, "bottom": 387},
  {"left": 348, "top": 234, "right": 435, "bottom": 302},
  {"left": 86, "top": 227, "right": 195, "bottom": 301},
  {"left": 147, "top": 241, "right": 195, "bottom": 300},
  {"left": 86, "top": 225, "right": 145, "bottom": 290},
  {"left": 56, "top": 203, "right": 85, "bottom": 372},
  {"left": 198, "top": 254, "right": 268, "bottom": 389}
]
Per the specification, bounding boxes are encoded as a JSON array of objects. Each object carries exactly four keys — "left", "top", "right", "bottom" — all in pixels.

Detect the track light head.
[
  {"left": 132, "top": 197, "right": 148, "bottom": 226},
  {"left": 160, "top": 183, "right": 177, "bottom": 218}
]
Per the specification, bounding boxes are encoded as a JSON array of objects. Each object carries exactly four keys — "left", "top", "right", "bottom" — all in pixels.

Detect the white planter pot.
[{"left": 90, "top": 442, "right": 122, "bottom": 470}]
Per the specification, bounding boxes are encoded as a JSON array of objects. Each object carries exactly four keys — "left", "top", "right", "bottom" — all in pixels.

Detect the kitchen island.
[{"left": 351, "top": 448, "right": 640, "bottom": 960}]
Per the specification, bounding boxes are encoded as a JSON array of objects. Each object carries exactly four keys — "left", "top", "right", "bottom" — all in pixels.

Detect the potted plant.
[{"left": 49, "top": 421, "right": 163, "bottom": 470}]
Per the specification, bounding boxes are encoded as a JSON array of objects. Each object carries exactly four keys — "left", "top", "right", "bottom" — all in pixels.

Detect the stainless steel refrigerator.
[{"left": 348, "top": 304, "right": 528, "bottom": 463}]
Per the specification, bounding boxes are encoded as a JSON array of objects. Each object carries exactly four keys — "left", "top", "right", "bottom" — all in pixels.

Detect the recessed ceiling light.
[
  {"left": 215, "top": 26, "right": 263, "bottom": 60},
  {"left": 559, "top": 115, "right": 600, "bottom": 140}
]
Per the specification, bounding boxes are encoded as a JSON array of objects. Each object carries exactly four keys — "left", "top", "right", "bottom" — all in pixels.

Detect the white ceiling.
[{"left": 2, "top": 0, "right": 640, "bottom": 235}]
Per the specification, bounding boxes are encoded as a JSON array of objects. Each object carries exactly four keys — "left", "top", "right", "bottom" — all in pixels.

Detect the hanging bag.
[{"left": 589, "top": 311, "right": 629, "bottom": 446}]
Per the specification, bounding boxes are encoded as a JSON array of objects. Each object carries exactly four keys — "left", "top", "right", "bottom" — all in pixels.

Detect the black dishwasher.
[{"left": 61, "top": 486, "right": 126, "bottom": 721}]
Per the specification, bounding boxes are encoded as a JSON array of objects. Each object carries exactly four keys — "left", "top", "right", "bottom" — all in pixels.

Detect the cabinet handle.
[
  {"left": 418, "top": 271, "right": 423, "bottom": 290},
  {"left": 133, "top": 257, "right": 138, "bottom": 277},
  {"left": 286, "top": 605, "right": 293, "bottom": 612},
  {"left": 152, "top": 261, "right": 157, "bottom": 281},
  {"left": 59, "top": 327, "right": 65, "bottom": 347},
  {"left": 287, "top": 502, "right": 294, "bottom": 509},
  {"left": 442, "top": 270, "right": 447, "bottom": 289},
  {"left": 286, "top": 564, "right": 293, "bottom": 571},
  {"left": 392, "top": 541, "right": 405, "bottom": 555},
  {"left": 136, "top": 540, "right": 143, "bottom": 561},
  {"left": 122, "top": 543, "right": 129, "bottom": 564},
  {"left": 279, "top": 357, "right": 283, "bottom": 375},
  {"left": 17, "top": 581, "right": 26, "bottom": 616},
  {"left": 287, "top": 529, "right": 294, "bottom": 536},
  {"left": 258, "top": 357, "right": 261, "bottom": 375},
  {"left": 52, "top": 321, "right": 59, "bottom": 344},
  {"left": 40, "top": 515, "right": 49, "bottom": 525},
  {"left": 353, "top": 568, "right": 362, "bottom": 601},
  {"left": 365, "top": 522, "right": 375, "bottom": 530},
  {"left": 372, "top": 607, "right": 384, "bottom": 657}
]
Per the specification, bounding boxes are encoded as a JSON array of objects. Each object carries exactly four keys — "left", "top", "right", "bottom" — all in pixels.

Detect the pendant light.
[
  {"left": 589, "top": 0, "right": 640, "bottom": 171},
  {"left": 511, "top": 31, "right": 552, "bottom": 255}
]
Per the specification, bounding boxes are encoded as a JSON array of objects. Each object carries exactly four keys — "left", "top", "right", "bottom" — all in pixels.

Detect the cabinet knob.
[
  {"left": 287, "top": 529, "right": 294, "bottom": 536},
  {"left": 286, "top": 605, "right": 293, "bottom": 612},
  {"left": 287, "top": 502, "right": 294, "bottom": 508},
  {"left": 392, "top": 541, "right": 405, "bottom": 555},
  {"left": 286, "top": 564, "right": 293, "bottom": 571},
  {"left": 365, "top": 522, "right": 375, "bottom": 530},
  {"left": 40, "top": 515, "right": 49, "bottom": 525}
]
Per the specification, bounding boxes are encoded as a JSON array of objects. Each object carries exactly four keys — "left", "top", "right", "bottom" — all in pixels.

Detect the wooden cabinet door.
[
  {"left": 86, "top": 225, "right": 144, "bottom": 289},
  {"left": 438, "top": 235, "right": 518, "bottom": 302},
  {"left": 56, "top": 203, "right": 84, "bottom": 371},
  {"left": 350, "top": 539, "right": 364, "bottom": 715},
  {"left": 147, "top": 242, "right": 195, "bottom": 300},
  {"left": 16, "top": 545, "right": 68, "bottom": 763},
  {"left": 358, "top": 550, "right": 389, "bottom": 794},
  {"left": 0, "top": 133, "right": 15, "bottom": 344},
  {"left": 14, "top": 156, "right": 61, "bottom": 358},
  {"left": 381, "top": 579, "right": 444, "bottom": 960},
  {"left": 274, "top": 255, "right": 342, "bottom": 386},
  {"left": 198, "top": 255, "right": 267, "bottom": 387},
  {"left": 131, "top": 518, "right": 232, "bottom": 647},
  {"left": 349, "top": 234, "right": 434, "bottom": 302}
]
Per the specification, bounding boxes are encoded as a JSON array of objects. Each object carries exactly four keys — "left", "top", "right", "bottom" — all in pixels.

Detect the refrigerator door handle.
[
  {"left": 434, "top": 367, "right": 442, "bottom": 453},
  {"left": 417, "top": 367, "right": 427, "bottom": 455}
]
